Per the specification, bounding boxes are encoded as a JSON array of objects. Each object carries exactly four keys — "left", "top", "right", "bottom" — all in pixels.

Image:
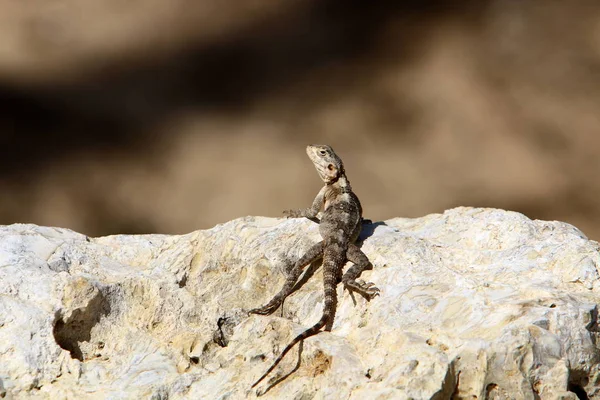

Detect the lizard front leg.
[
  {"left": 249, "top": 241, "right": 324, "bottom": 316},
  {"left": 283, "top": 186, "right": 326, "bottom": 219},
  {"left": 343, "top": 244, "right": 380, "bottom": 301}
]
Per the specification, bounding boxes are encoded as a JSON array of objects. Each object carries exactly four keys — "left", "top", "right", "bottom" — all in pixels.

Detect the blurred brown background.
[{"left": 0, "top": 0, "right": 599, "bottom": 238}]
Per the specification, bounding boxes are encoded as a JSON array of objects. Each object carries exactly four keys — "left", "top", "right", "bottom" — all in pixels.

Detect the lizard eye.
[{"left": 319, "top": 150, "right": 327, "bottom": 155}]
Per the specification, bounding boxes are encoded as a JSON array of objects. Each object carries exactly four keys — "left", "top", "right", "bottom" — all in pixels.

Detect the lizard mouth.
[{"left": 305, "top": 145, "right": 321, "bottom": 164}]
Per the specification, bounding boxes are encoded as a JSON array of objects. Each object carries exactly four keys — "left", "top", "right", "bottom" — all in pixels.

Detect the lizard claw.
[
  {"left": 344, "top": 279, "right": 380, "bottom": 301},
  {"left": 283, "top": 209, "right": 302, "bottom": 218}
]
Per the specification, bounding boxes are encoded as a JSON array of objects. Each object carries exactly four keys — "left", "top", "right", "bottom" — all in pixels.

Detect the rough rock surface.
[{"left": 0, "top": 207, "right": 599, "bottom": 399}]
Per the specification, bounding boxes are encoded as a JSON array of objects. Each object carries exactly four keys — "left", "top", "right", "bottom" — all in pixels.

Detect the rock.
[{"left": 0, "top": 207, "right": 599, "bottom": 399}]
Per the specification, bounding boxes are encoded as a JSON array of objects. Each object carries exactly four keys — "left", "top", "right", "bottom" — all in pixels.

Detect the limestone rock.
[{"left": 0, "top": 207, "right": 599, "bottom": 399}]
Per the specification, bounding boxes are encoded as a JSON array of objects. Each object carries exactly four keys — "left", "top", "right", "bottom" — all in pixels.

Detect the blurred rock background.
[{"left": 0, "top": 0, "right": 599, "bottom": 238}]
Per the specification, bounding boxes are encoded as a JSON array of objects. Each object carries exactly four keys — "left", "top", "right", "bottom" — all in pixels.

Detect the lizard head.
[{"left": 306, "top": 144, "right": 345, "bottom": 183}]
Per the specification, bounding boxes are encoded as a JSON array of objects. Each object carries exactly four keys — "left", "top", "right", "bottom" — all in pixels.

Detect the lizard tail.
[
  {"left": 251, "top": 318, "right": 325, "bottom": 388},
  {"left": 252, "top": 261, "right": 338, "bottom": 388}
]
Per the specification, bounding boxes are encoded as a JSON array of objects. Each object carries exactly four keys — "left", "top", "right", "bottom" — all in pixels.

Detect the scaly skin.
[{"left": 250, "top": 144, "right": 379, "bottom": 389}]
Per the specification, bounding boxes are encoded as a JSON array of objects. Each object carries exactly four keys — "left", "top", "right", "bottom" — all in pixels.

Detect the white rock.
[{"left": 0, "top": 208, "right": 599, "bottom": 399}]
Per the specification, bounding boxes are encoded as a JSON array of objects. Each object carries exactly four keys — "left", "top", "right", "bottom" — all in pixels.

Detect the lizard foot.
[
  {"left": 249, "top": 302, "right": 281, "bottom": 316},
  {"left": 283, "top": 209, "right": 302, "bottom": 218},
  {"left": 344, "top": 279, "right": 380, "bottom": 301}
]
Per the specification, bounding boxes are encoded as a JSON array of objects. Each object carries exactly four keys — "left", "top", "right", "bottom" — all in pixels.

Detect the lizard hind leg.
[
  {"left": 343, "top": 244, "right": 380, "bottom": 301},
  {"left": 249, "top": 242, "right": 324, "bottom": 316}
]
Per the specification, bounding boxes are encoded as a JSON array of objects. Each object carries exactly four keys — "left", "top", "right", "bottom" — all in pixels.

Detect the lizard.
[{"left": 250, "top": 144, "right": 380, "bottom": 388}]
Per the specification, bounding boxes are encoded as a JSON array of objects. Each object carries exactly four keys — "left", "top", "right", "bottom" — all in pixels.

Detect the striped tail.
[{"left": 252, "top": 254, "right": 339, "bottom": 388}]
